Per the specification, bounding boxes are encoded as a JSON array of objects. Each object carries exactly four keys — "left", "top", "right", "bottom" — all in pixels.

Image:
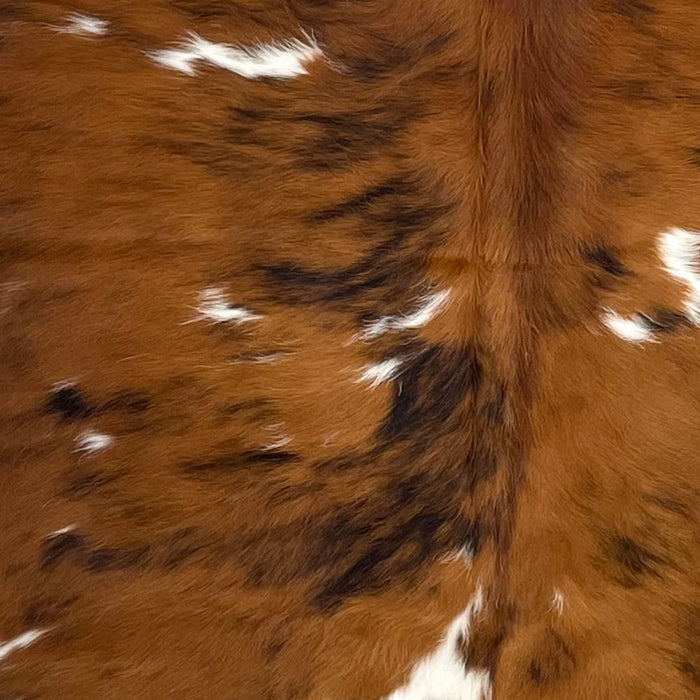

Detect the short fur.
[{"left": 0, "top": 1, "right": 698, "bottom": 698}]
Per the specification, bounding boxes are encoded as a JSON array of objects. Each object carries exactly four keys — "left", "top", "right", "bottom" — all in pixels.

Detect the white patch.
[
  {"left": 361, "top": 290, "right": 451, "bottom": 340},
  {"left": 46, "top": 525, "right": 77, "bottom": 538},
  {"left": 188, "top": 288, "right": 261, "bottom": 325},
  {"left": 51, "top": 379, "right": 78, "bottom": 392},
  {"left": 261, "top": 437, "right": 292, "bottom": 451},
  {"left": 50, "top": 13, "right": 109, "bottom": 37},
  {"left": 0, "top": 629, "right": 48, "bottom": 662},
  {"left": 149, "top": 32, "right": 321, "bottom": 79},
  {"left": 260, "top": 424, "right": 292, "bottom": 451},
  {"left": 440, "top": 544, "right": 475, "bottom": 568},
  {"left": 384, "top": 587, "right": 491, "bottom": 700},
  {"left": 601, "top": 309, "right": 655, "bottom": 344},
  {"left": 551, "top": 589, "right": 565, "bottom": 616},
  {"left": 232, "top": 352, "right": 287, "bottom": 364},
  {"left": 658, "top": 227, "right": 700, "bottom": 324},
  {"left": 357, "top": 358, "right": 403, "bottom": 389},
  {"left": 74, "top": 430, "right": 113, "bottom": 454}
]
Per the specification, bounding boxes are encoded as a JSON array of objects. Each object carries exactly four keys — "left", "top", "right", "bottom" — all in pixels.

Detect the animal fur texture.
[{"left": 0, "top": 1, "right": 698, "bottom": 698}]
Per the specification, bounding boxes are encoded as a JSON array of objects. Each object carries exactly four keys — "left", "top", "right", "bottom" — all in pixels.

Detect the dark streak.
[
  {"left": 294, "top": 105, "right": 417, "bottom": 169},
  {"left": 22, "top": 595, "right": 80, "bottom": 627},
  {"left": 0, "top": 4, "right": 27, "bottom": 20},
  {"left": 312, "top": 510, "right": 444, "bottom": 610},
  {"left": 638, "top": 309, "right": 691, "bottom": 334},
  {"left": 167, "top": 0, "right": 276, "bottom": 26},
  {"left": 610, "top": 0, "right": 656, "bottom": 21},
  {"left": 599, "top": 79, "right": 662, "bottom": 103},
  {"left": 678, "top": 659, "right": 700, "bottom": 687},
  {"left": 258, "top": 174, "right": 452, "bottom": 311},
  {"left": 483, "top": 382, "right": 506, "bottom": 426},
  {"left": 337, "top": 32, "right": 453, "bottom": 83},
  {"left": 41, "top": 532, "right": 86, "bottom": 570},
  {"left": 243, "top": 450, "right": 299, "bottom": 464},
  {"left": 466, "top": 598, "right": 516, "bottom": 670},
  {"left": 264, "top": 638, "right": 286, "bottom": 661},
  {"left": 687, "top": 147, "right": 700, "bottom": 168},
  {"left": 583, "top": 245, "right": 628, "bottom": 277},
  {"left": 311, "top": 178, "right": 407, "bottom": 222},
  {"left": 86, "top": 545, "right": 150, "bottom": 572},
  {"left": 151, "top": 137, "right": 242, "bottom": 176},
  {"left": 162, "top": 527, "right": 206, "bottom": 570},
  {"left": 220, "top": 398, "right": 272, "bottom": 417},
  {"left": 65, "top": 470, "right": 120, "bottom": 499},
  {"left": 643, "top": 493, "right": 692, "bottom": 518},
  {"left": 380, "top": 344, "right": 482, "bottom": 442},
  {"left": 609, "top": 535, "right": 666, "bottom": 586},
  {"left": 226, "top": 341, "right": 507, "bottom": 610},
  {"left": 182, "top": 450, "right": 298, "bottom": 474},
  {"left": 45, "top": 384, "right": 92, "bottom": 421},
  {"left": 100, "top": 390, "right": 151, "bottom": 414},
  {"left": 602, "top": 168, "right": 632, "bottom": 186},
  {"left": 299, "top": 342, "right": 500, "bottom": 610},
  {"left": 527, "top": 629, "right": 576, "bottom": 685},
  {"left": 339, "top": 45, "right": 414, "bottom": 83}
]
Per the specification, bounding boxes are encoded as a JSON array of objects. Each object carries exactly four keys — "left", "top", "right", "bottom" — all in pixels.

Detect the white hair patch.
[
  {"left": 551, "top": 589, "right": 565, "bottom": 616},
  {"left": 0, "top": 629, "right": 48, "bottom": 662},
  {"left": 74, "top": 430, "right": 113, "bottom": 454},
  {"left": 148, "top": 32, "right": 322, "bottom": 79},
  {"left": 441, "top": 543, "right": 475, "bottom": 568},
  {"left": 46, "top": 525, "right": 77, "bottom": 538},
  {"left": 383, "top": 586, "right": 491, "bottom": 700},
  {"left": 601, "top": 309, "right": 655, "bottom": 344},
  {"left": 260, "top": 436, "right": 292, "bottom": 451},
  {"left": 361, "top": 290, "right": 452, "bottom": 340},
  {"left": 188, "top": 288, "right": 261, "bottom": 325},
  {"left": 50, "top": 13, "right": 109, "bottom": 37},
  {"left": 232, "top": 352, "right": 287, "bottom": 364},
  {"left": 658, "top": 227, "right": 700, "bottom": 324},
  {"left": 357, "top": 358, "right": 403, "bottom": 389}
]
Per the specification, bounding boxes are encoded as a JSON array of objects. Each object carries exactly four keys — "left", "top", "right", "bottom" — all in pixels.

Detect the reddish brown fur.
[{"left": 0, "top": 1, "right": 698, "bottom": 697}]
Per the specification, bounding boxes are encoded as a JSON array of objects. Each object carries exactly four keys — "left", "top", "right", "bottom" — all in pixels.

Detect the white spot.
[
  {"left": 361, "top": 290, "right": 451, "bottom": 340},
  {"left": 74, "top": 430, "right": 113, "bottom": 454},
  {"left": 384, "top": 587, "right": 491, "bottom": 700},
  {"left": 46, "top": 525, "right": 77, "bottom": 538},
  {"left": 260, "top": 424, "right": 292, "bottom": 451},
  {"left": 440, "top": 543, "right": 475, "bottom": 568},
  {"left": 51, "top": 379, "right": 77, "bottom": 392},
  {"left": 551, "top": 589, "right": 565, "bottom": 616},
  {"left": 0, "top": 629, "right": 48, "bottom": 663},
  {"left": 232, "top": 352, "right": 287, "bottom": 364},
  {"left": 658, "top": 227, "right": 700, "bottom": 324},
  {"left": 601, "top": 309, "right": 655, "bottom": 344},
  {"left": 187, "top": 288, "right": 261, "bottom": 325},
  {"left": 50, "top": 13, "right": 109, "bottom": 37},
  {"left": 261, "top": 436, "right": 292, "bottom": 451},
  {"left": 148, "top": 32, "right": 322, "bottom": 79},
  {"left": 357, "top": 358, "right": 403, "bottom": 389}
]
